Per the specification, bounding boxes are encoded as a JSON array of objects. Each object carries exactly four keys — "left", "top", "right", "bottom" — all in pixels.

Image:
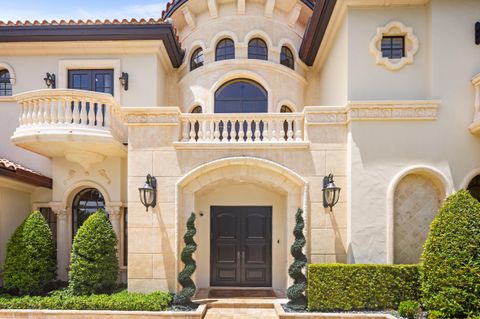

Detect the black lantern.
[
  {"left": 322, "top": 173, "right": 341, "bottom": 211},
  {"left": 119, "top": 72, "right": 129, "bottom": 91},
  {"left": 43, "top": 73, "right": 56, "bottom": 89},
  {"left": 138, "top": 174, "right": 157, "bottom": 211}
]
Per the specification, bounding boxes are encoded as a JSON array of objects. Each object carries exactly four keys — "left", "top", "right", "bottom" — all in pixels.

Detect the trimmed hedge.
[
  {"left": 69, "top": 210, "right": 119, "bottom": 295},
  {"left": 308, "top": 264, "right": 420, "bottom": 311},
  {"left": 3, "top": 211, "right": 56, "bottom": 295},
  {"left": 0, "top": 290, "right": 172, "bottom": 311},
  {"left": 420, "top": 190, "right": 480, "bottom": 319}
]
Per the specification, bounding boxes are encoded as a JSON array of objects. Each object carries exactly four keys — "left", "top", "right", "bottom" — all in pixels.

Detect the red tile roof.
[
  {"left": 0, "top": 158, "right": 52, "bottom": 188},
  {"left": 0, "top": 18, "right": 164, "bottom": 27}
]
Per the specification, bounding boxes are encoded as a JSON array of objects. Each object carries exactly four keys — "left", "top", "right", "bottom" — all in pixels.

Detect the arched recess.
[
  {"left": 243, "top": 30, "right": 274, "bottom": 50},
  {"left": 209, "top": 31, "right": 239, "bottom": 50},
  {"left": 0, "top": 62, "right": 16, "bottom": 85},
  {"left": 174, "top": 157, "right": 308, "bottom": 290},
  {"left": 386, "top": 166, "right": 452, "bottom": 264}
]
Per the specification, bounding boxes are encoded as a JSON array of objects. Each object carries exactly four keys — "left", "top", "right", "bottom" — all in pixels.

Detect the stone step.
[{"left": 203, "top": 307, "right": 279, "bottom": 319}]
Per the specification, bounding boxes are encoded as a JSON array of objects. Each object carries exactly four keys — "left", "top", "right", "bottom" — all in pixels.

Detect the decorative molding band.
[{"left": 123, "top": 107, "right": 181, "bottom": 126}]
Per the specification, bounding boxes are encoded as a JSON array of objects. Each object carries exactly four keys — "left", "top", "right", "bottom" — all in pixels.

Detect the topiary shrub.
[
  {"left": 3, "top": 211, "right": 56, "bottom": 295},
  {"left": 285, "top": 208, "right": 307, "bottom": 310},
  {"left": 68, "top": 210, "right": 119, "bottom": 295},
  {"left": 174, "top": 212, "right": 197, "bottom": 307},
  {"left": 420, "top": 190, "right": 480, "bottom": 319},
  {"left": 398, "top": 300, "right": 421, "bottom": 319}
]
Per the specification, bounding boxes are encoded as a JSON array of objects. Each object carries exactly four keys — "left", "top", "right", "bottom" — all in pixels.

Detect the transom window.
[
  {"left": 280, "top": 46, "right": 294, "bottom": 70},
  {"left": 0, "top": 70, "right": 12, "bottom": 96},
  {"left": 190, "top": 48, "right": 204, "bottom": 71},
  {"left": 381, "top": 36, "right": 405, "bottom": 59},
  {"left": 68, "top": 69, "right": 114, "bottom": 95},
  {"left": 191, "top": 105, "right": 203, "bottom": 113},
  {"left": 215, "top": 79, "right": 267, "bottom": 113},
  {"left": 248, "top": 38, "right": 268, "bottom": 60},
  {"left": 72, "top": 188, "right": 106, "bottom": 237},
  {"left": 216, "top": 38, "right": 235, "bottom": 61},
  {"left": 280, "top": 105, "right": 293, "bottom": 113}
]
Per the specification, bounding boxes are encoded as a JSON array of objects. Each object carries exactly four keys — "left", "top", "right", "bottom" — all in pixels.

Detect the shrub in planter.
[
  {"left": 3, "top": 211, "right": 56, "bottom": 295},
  {"left": 174, "top": 212, "right": 197, "bottom": 307},
  {"left": 421, "top": 190, "right": 480, "bottom": 319},
  {"left": 68, "top": 210, "right": 119, "bottom": 295},
  {"left": 398, "top": 300, "right": 421, "bottom": 319},
  {"left": 308, "top": 264, "right": 420, "bottom": 311}
]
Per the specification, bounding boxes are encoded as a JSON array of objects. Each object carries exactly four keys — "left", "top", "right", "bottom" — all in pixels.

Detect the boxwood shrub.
[
  {"left": 3, "top": 211, "right": 56, "bottom": 295},
  {"left": 0, "top": 290, "right": 172, "bottom": 311},
  {"left": 308, "top": 264, "right": 420, "bottom": 311},
  {"left": 420, "top": 190, "right": 480, "bottom": 319}
]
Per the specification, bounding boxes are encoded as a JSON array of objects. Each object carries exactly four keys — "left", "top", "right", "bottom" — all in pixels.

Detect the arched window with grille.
[
  {"left": 190, "top": 48, "right": 204, "bottom": 71},
  {"left": 280, "top": 46, "right": 294, "bottom": 70},
  {"left": 216, "top": 38, "right": 235, "bottom": 61},
  {"left": 0, "top": 70, "right": 12, "bottom": 96},
  {"left": 215, "top": 79, "right": 267, "bottom": 113},
  {"left": 72, "top": 188, "right": 106, "bottom": 237},
  {"left": 248, "top": 38, "right": 268, "bottom": 60}
]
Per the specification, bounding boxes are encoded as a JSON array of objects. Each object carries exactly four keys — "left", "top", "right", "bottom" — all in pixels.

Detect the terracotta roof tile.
[
  {"left": 0, "top": 158, "right": 44, "bottom": 176},
  {"left": 0, "top": 17, "right": 165, "bottom": 27},
  {"left": 0, "top": 158, "right": 52, "bottom": 188}
]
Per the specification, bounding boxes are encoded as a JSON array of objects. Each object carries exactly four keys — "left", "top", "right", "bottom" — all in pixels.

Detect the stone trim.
[{"left": 0, "top": 61, "right": 16, "bottom": 84}]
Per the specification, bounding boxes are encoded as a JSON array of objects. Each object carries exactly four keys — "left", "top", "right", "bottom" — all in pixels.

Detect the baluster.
[
  {"left": 245, "top": 119, "right": 252, "bottom": 142},
  {"left": 57, "top": 99, "right": 65, "bottom": 124},
  {"left": 295, "top": 118, "right": 303, "bottom": 141},
  {"left": 287, "top": 118, "right": 294, "bottom": 141},
  {"left": 19, "top": 102, "right": 26, "bottom": 125},
  {"left": 277, "top": 119, "right": 285, "bottom": 140},
  {"left": 65, "top": 98, "right": 72, "bottom": 124},
  {"left": 189, "top": 119, "right": 196, "bottom": 142},
  {"left": 97, "top": 103, "right": 105, "bottom": 127},
  {"left": 182, "top": 119, "right": 189, "bottom": 142},
  {"left": 41, "top": 99, "right": 50, "bottom": 124},
  {"left": 79, "top": 98, "right": 87, "bottom": 125},
  {"left": 25, "top": 101, "right": 32, "bottom": 125},
  {"left": 238, "top": 120, "right": 244, "bottom": 142},
  {"left": 270, "top": 119, "right": 277, "bottom": 141},
  {"left": 104, "top": 104, "right": 111, "bottom": 128},
  {"left": 49, "top": 99, "right": 57, "bottom": 124},
  {"left": 207, "top": 119, "right": 214, "bottom": 142},
  {"left": 254, "top": 118, "right": 261, "bottom": 142},
  {"left": 225, "top": 120, "right": 232, "bottom": 142},
  {"left": 213, "top": 119, "right": 220, "bottom": 142},
  {"left": 72, "top": 99, "right": 80, "bottom": 124},
  {"left": 263, "top": 119, "right": 270, "bottom": 142},
  {"left": 87, "top": 99, "right": 95, "bottom": 126},
  {"left": 36, "top": 99, "right": 44, "bottom": 124}
]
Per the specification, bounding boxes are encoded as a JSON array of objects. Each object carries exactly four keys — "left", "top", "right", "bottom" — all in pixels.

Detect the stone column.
[
  {"left": 106, "top": 205, "right": 123, "bottom": 266},
  {"left": 50, "top": 204, "right": 69, "bottom": 281}
]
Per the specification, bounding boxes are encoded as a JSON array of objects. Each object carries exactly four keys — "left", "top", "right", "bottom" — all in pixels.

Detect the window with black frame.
[
  {"left": 0, "top": 70, "right": 12, "bottom": 96},
  {"left": 280, "top": 46, "right": 294, "bottom": 69},
  {"left": 381, "top": 36, "right": 405, "bottom": 59},
  {"left": 248, "top": 38, "right": 268, "bottom": 60},
  {"left": 123, "top": 207, "right": 128, "bottom": 266},
  {"left": 215, "top": 38, "right": 235, "bottom": 61},
  {"left": 190, "top": 48, "right": 204, "bottom": 71},
  {"left": 72, "top": 188, "right": 106, "bottom": 237}
]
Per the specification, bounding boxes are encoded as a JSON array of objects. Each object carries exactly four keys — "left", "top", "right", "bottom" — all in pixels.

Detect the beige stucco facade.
[{"left": 0, "top": 0, "right": 479, "bottom": 293}]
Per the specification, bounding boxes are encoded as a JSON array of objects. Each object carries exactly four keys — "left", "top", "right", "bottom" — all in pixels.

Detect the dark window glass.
[
  {"left": 0, "top": 70, "right": 12, "bottom": 96},
  {"left": 190, "top": 48, "right": 204, "bottom": 71},
  {"left": 68, "top": 69, "right": 114, "bottom": 95},
  {"left": 124, "top": 207, "right": 128, "bottom": 266},
  {"left": 248, "top": 38, "right": 268, "bottom": 60},
  {"left": 280, "top": 105, "right": 293, "bottom": 140},
  {"left": 280, "top": 105, "right": 293, "bottom": 113},
  {"left": 191, "top": 106, "right": 202, "bottom": 113},
  {"left": 280, "top": 46, "right": 294, "bottom": 69},
  {"left": 72, "top": 188, "right": 105, "bottom": 237},
  {"left": 215, "top": 38, "right": 235, "bottom": 61},
  {"left": 40, "top": 207, "right": 57, "bottom": 242},
  {"left": 468, "top": 175, "right": 480, "bottom": 201},
  {"left": 215, "top": 79, "right": 267, "bottom": 113},
  {"left": 381, "top": 36, "right": 405, "bottom": 59}
]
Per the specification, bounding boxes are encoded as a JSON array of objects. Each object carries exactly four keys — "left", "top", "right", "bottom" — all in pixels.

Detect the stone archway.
[{"left": 175, "top": 157, "right": 308, "bottom": 290}]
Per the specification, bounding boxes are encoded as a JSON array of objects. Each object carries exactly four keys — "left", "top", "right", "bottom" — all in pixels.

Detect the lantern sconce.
[
  {"left": 322, "top": 173, "right": 341, "bottom": 212},
  {"left": 138, "top": 174, "right": 157, "bottom": 212},
  {"left": 119, "top": 72, "right": 129, "bottom": 91},
  {"left": 43, "top": 73, "right": 56, "bottom": 89}
]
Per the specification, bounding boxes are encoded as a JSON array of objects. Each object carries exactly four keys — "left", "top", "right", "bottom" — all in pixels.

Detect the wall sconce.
[
  {"left": 322, "top": 173, "right": 341, "bottom": 211},
  {"left": 43, "top": 73, "right": 56, "bottom": 89},
  {"left": 119, "top": 72, "right": 129, "bottom": 91},
  {"left": 138, "top": 174, "right": 157, "bottom": 211}
]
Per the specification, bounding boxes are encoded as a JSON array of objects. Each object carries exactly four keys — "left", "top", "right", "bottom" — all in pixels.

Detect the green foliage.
[
  {"left": 174, "top": 213, "right": 197, "bottom": 306},
  {"left": 3, "top": 211, "right": 56, "bottom": 295},
  {"left": 68, "top": 210, "right": 119, "bottom": 295},
  {"left": 420, "top": 190, "right": 480, "bottom": 319},
  {"left": 398, "top": 300, "right": 421, "bottom": 319},
  {"left": 0, "top": 290, "right": 172, "bottom": 311},
  {"left": 308, "top": 264, "right": 420, "bottom": 311},
  {"left": 286, "top": 208, "right": 308, "bottom": 310}
]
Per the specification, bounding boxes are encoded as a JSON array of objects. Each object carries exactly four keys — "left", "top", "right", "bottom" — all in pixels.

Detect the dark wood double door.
[{"left": 210, "top": 206, "right": 272, "bottom": 287}]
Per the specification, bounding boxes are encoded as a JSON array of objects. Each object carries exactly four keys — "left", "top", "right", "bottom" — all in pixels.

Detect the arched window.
[
  {"left": 280, "top": 105, "right": 293, "bottom": 140},
  {"left": 190, "top": 48, "right": 204, "bottom": 71},
  {"left": 72, "top": 188, "right": 105, "bottom": 236},
  {"left": 191, "top": 105, "right": 203, "bottom": 113},
  {"left": 216, "top": 38, "right": 235, "bottom": 61},
  {"left": 0, "top": 70, "right": 12, "bottom": 96},
  {"left": 280, "top": 46, "right": 294, "bottom": 70},
  {"left": 280, "top": 105, "right": 293, "bottom": 113},
  {"left": 215, "top": 79, "right": 267, "bottom": 113},
  {"left": 467, "top": 175, "right": 480, "bottom": 201},
  {"left": 248, "top": 38, "right": 268, "bottom": 60}
]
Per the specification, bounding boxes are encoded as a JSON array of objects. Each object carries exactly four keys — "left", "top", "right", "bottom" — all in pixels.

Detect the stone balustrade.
[{"left": 179, "top": 113, "right": 305, "bottom": 143}]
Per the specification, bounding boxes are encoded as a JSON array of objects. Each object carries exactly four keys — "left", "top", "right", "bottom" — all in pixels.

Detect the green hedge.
[
  {"left": 308, "top": 264, "right": 420, "bottom": 311},
  {"left": 0, "top": 290, "right": 172, "bottom": 311}
]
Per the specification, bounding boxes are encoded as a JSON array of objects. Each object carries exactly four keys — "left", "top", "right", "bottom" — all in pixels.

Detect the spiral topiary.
[
  {"left": 174, "top": 212, "right": 197, "bottom": 307},
  {"left": 286, "top": 208, "right": 308, "bottom": 310}
]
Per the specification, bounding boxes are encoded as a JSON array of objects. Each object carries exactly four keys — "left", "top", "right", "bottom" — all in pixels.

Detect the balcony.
[
  {"left": 174, "top": 112, "right": 308, "bottom": 149},
  {"left": 470, "top": 73, "right": 480, "bottom": 134},
  {"left": 11, "top": 89, "right": 127, "bottom": 170}
]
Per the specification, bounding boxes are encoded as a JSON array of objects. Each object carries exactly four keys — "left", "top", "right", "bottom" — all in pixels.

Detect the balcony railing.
[
  {"left": 13, "top": 89, "right": 126, "bottom": 143},
  {"left": 178, "top": 113, "right": 306, "bottom": 144}
]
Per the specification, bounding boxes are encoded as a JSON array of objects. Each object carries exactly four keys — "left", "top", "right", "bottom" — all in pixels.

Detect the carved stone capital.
[
  {"left": 50, "top": 204, "right": 68, "bottom": 220},
  {"left": 106, "top": 205, "right": 122, "bottom": 219}
]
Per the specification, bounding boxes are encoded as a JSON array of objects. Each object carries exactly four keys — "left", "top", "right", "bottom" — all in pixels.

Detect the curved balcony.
[{"left": 11, "top": 89, "right": 127, "bottom": 170}]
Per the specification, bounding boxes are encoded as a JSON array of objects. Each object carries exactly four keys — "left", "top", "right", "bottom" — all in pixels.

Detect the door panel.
[{"left": 211, "top": 206, "right": 272, "bottom": 287}]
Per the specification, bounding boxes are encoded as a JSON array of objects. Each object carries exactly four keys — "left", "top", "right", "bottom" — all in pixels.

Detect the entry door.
[{"left": 210, "top": 206, "right": 272, "bottom": 287}]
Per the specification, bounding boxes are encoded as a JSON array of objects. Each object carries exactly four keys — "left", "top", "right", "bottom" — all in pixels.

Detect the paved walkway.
[{"left": 203, "top": 307, "right": 279, "bottom": 319}]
